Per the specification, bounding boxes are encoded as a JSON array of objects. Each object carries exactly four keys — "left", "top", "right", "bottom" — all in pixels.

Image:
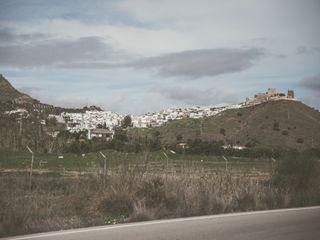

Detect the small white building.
[
  {"left": 88, "top": 128, "right": 114, "bottom": 141},
  {"left": 222, "top": 145, "right": 247, "bottom": 150}
]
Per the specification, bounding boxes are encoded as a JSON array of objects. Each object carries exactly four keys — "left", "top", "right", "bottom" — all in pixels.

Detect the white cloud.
[
  {"left": 2, "top": 19, "right": 197, "bottom": 56},
  {"left": 117, "top": 0, "right": 320, "bottom": 51}
]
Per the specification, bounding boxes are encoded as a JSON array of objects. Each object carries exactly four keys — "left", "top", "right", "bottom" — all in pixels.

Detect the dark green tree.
[
  {"left": 219, "top": 128, "right": 226, "bottom": 136},
  {"left": 121, "top": 115, "right": 132, "bottom": 128}
]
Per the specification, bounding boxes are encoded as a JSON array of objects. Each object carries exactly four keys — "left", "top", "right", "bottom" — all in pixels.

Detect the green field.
[{"left": 0, "top": 149, "right": 273, "bottom": 176}]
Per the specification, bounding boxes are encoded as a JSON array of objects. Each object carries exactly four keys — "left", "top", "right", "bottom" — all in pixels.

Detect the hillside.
[
  {"left": 0, "top": 74, "right": 34, "bottom": 104},
  {"left": 1, "top": 74, "right": 319, "bottom": 152},
  {"left": 128, "top": 100, "right": 320, "bottom": 150}
]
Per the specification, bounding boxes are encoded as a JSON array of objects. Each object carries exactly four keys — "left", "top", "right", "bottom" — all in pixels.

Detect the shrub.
[
  {"left": 104, "top": 215, "right": 126, "bottom": 225},
  {"left": 176, "top": 134, "right": 183, "bottom": 141},
  {"left": 98, "top": 193, "right": 133, "bottom": 216},
  {"left": 136, "top": 177, "right": 167, "bottom": 208},
  {"left": 296, "top": 138, "right": 304, "bottom": 143},
  {"left": 219, "top": 128, "right": 226, "bottom": 136},
  {"left": 153, "top": 130, "right": 160, "bottom": 137},
  {"left": 273, "top": 121, "right": 280, "bottom": 131},
  {"left": 273, "top": 157, "right": 320, "bottom": 191}
]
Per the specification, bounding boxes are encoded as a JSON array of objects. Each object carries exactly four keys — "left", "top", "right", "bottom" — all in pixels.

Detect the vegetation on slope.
[{"left": 128, "top": 100, "right": 320, "bottom": 150}]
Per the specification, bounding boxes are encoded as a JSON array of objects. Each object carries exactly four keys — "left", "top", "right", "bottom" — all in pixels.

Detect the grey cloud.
[
  {"left": 295, "top": 46, "right": 320, "bottom": 55},
  {"left": 300, "top": 92, "right": 320, "bottom": 111},
  {"left": 0, "top": 27, "right": 17, "bottom": 42},
  {"left": 159, "top": 86, "right": 239, "bottom": 105},
  {"left": 296, "top": 46, "right": 308, "bottom": 55},
  {"left": 0, "top": 33, "right": 263, "bottom": 79},
  {"left": 126, "top": 48, "right": 263, "bottom": 78},
  {"left": 0, "top": 27, "right": 46, "bottom": 44},
  {"left": 276, "top": 54, "right": 287, "bottom": 59},
  {"left": 0, "top": 36, "right": 122, "bottom": 68},
  {"left": 298, "top": 74, "right": 320, "bottom": 91}
]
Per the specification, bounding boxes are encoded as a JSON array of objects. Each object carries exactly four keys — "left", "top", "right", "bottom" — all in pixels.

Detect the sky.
[{"left": 0, "top": 0, "right": 319, "bottom": 114}]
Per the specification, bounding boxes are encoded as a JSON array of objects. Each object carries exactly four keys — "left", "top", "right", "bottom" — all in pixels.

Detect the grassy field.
[
  {"left": 0, "top": 149, "right": 273, "bottom": 176},
  {"left": 0, "top": 149, "right": 319, "bottom": 237}
]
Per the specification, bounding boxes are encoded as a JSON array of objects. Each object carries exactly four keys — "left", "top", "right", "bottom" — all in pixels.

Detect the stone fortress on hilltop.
[{"left": 242, "top": 88, "right": 296, "bottom": 106}]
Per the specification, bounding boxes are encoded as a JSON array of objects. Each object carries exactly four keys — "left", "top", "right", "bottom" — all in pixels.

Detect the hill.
[
  {"left": 128, "top": 100, "right": 320, "bottom": 150},
  {"left": 1, "top": 74, "right": 319, "bottom": 152},
  {"left": 0, "top": 74, "right": 34, "bottom": 104},
  {"left": 0, "top": 75, "right": 88, "bottom": 115}
]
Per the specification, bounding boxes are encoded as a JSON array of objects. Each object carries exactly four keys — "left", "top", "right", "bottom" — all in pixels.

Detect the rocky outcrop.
[{"left": 0, "top": 74, "right": 33, "bottom": 103}]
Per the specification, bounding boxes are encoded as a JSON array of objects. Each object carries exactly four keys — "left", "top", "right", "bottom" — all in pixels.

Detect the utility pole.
[
  {"left": 19, "top": 113, "right": 23, "bottom": 136},
  {"left": 271, "top": 157, "right": 276, "bottom": 174},
  {"left": 99, "top": 151, "right": 107, "bottom": 187},
  {"left": 163, "top": 151, "right": 169, "bottom": 169},
  {"left": 26, "top": 145, "right": 34, "bottom": 191},
  {"left": 222, "top": 155, "right": 228, "bottom": 172}
]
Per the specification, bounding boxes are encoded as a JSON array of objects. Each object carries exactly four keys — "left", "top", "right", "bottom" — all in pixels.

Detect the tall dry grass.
[{"left": 0, "top": 164, "right": 319, "bottom": 237}]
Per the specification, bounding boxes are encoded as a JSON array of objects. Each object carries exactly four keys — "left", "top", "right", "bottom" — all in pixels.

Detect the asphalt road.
[{"left": 4, "top": 206, "right": 320, "bottom": 240}]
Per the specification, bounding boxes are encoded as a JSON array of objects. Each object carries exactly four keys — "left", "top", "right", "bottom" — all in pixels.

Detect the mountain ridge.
[{"left": 0, "top": 74, "right": 34, "bottom": 104}]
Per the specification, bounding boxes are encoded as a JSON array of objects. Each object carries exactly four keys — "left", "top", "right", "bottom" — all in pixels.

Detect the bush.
[
  {"left": 104, "top": 215, "right": 126, "bottom": 225},
  {"left": 176, "top": 134, "right": 183, "bottom": 141},
  {"left": 219, "top": 128, "right": 226, "bottom": 136},
  {"left": 273, "top": 157, "right": 320, "bottom": 191},
  {"left": 185, "top": 139, "right": 223, "bottom": 155},
  {"left": 273, "top": 121, "right": 280, "bottom": 131},
  {"left": 136, "top": 177, "right": 169, "bottom": 209},
  {"left": 296, "top": 138, "right": 304, "bottom": 144},
  {"left": 98, "top": 193, "right": 133, "bottom": 216}
]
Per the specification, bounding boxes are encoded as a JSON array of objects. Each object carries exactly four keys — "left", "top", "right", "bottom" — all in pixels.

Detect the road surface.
[{"left": 4, "top": 206, "right": 320, "bottom": 240}]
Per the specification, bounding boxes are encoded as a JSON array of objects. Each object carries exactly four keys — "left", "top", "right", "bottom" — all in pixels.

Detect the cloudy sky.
[{"left": 0, "top": 0, "right": 319, "bottom": 114}]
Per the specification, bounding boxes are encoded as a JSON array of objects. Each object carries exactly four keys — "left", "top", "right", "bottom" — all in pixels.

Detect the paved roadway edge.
[{"left": 4, "top": 206, "right": 320, "bottom": 240}]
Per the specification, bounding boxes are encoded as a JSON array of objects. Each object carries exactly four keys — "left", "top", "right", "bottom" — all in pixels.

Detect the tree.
[
  {"left": 121, "top": 115, "right": 132, "bottom": 128},
  {"left": 296, "top": 138, "right": 304, "bottom": 144},
  {"left": 153, "top": 130, "right": 160, "bottom": 137},
  {"left": 273, "top": 121, "right": 280, "bottom": 131},
  {"left": 219, "top": 128, "right": 226, "bottom": 136},
  {"left": 176, "top": 134, "right": 183, "bottom": 141},
  {"left": 47, "top": 117, "right": 57, "bottom": 126}
]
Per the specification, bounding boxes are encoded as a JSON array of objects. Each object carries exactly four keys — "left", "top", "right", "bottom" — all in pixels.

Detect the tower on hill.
[{"left": 287, "top": 90, "right": 295, "bottom": 99}]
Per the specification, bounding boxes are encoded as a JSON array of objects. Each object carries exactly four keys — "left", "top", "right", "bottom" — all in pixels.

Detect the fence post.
[{"left": 26, "top": 145, "right": 34, "bottom": 191}]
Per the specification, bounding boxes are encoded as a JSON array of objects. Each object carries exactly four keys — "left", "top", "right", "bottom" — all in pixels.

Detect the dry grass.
[{"left": 0, "top": 165, "right": 319, "bottom": 237}]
